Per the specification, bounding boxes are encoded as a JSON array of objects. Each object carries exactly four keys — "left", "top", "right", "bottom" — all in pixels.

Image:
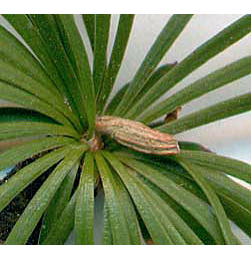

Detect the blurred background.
[{"left": 0, "top": 14, "right": 250, "bottom": 244}]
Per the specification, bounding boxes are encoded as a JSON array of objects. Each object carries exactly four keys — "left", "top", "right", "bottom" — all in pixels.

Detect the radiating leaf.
[
  {"left": 116, "top": 154, "right": 225, "bottom": 244},
  {"left": 105, "top": 63, "right": 176, "bottom": 115},
  {"left": 75, "top": 152, "right": 95, "bottom": 245},
  {"left": 5, "top": 145, "right": 84, "bottom": 244},
  {"left": 0, "top": 136, "right": 74, "bottom": 171},
  {"left": 82, "top": 14, "right": 96, "bottom": 51},
  {"left": 121, "top": 149, "right": 250, "bottom": 238},
  {"left": 178, "top": 159, "right": 237, "bottom": 244},
  {"left": 157, "top": 93, "right": 251, "bottom": 135},
  {"left": 97, "top": 14, "right": 135, "bottom": 114},
  {"left": 175, "top": 150, "right": 251, "bottom": 184},
  {"left": 0, "top": 121, "right": 79, "bottom": 141},
  {"left": 103, "top": 152, "right": 181, "bottom": 244},
  {"left": 2, "top": 14, "right": 68, "bottom": 96},
  {"left": 126, "top": 15, "right": 251, "bottom": 120},
  {"left": 0, "top": 81, "right": 77, "bottom": 129},
  {"left": 42, "top": 191, "right": 77, "bottom": 245},
  {"left": 0, "top": 25, "right": 62, "bottom": 98},
  {"left": 93, "top": 14, "right": 111, "bottom": 95},
  {"left": 0, "top": 145, "right": 75, "bottom": 213},
  {"left": 140, "top": 56, "right": 251, "bottom": 123},
  {"left": 95, "top": 152, "right": 141, "bottom": 245},
  {"left": 39, "top": 162, "right": 80, "bottom": 244},
  {"left": 102, "top": 199, "right": 113, "bottom": 245},
  {"left": 54, "top": 14, "right": 96, "bottom": 136},
  {"left": 115, "top": 15, "right": 192, "bottom": 117}
]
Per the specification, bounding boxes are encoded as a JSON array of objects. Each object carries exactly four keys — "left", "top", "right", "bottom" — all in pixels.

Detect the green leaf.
[
  {"left": 0, "top": 121, "right": 80, "bottom": 141},
  {"left": 126, "top": 15, "right": 251, "bottom": 120},
  {"left": 54, "top": 15, "right": 96, "bottom": 137},
  {"left": 105, "top": 63, "right": 176, "bottom": 115},
  {"left": 5, "top": 145, "right": 84, "bottom": 245},
  {"left": 102, "top": 199, "right": 113, "bottom": 244},
  {"left": 74, "top": 152, "right": 95, "bottom": 245},
  {"left": 0, "top": 50, "right": 67, "bottom": 112},
  {"left": 93, "top": 14, "right": 111, "bottom": 95},
  {"left": 157, "top": 93, "right": 251, "bottom": 135},
  {"left": 0, "top": 136, "right": 74, "bottom": 171},
  {"left": 105, "top": 82, "right": 130, "bottom": 115},
  {"left": 116, "top": 154, "right": 225, "bottom": 244},
  {"left": 175, "top": 150, "right": 251, "bottom": 184},
  {"left": 2, "top": 14, "right": 83, "bottom": 127},
  {"left": 219, "top": 196, "right": 251, "bottom": 237},
  {"left": 140, "top": 56, "right": 251, "bottom": 124},
  {"left": 82, "top": 14, "right": 95, "bottom": 52},
  {"left": 2, "top": 15, "right": 67, "bottom": 96},
  {"left": 39, "top": 162, "right": 80, "bottom": 244},
  {"left": 0, "top": 107, "right": 57, "bottom": 124},
  {"left": 0, "top": 25, "right": 62, "bottom": 98},
  {"left": 95, "top": 152, "right": 141, "bottom": 245},
  {"left": 97, "top": 14, "right": 135, "bottom": 114},
  {"left": 0, "top": 81, "right": 77, "bottom": 129},
  {"left": 27, "top": 14, "right": 88, "bottom": 128},
  {"left": 104, "top": 152, "right": 181, "bottom": 244},
  {"left": 42, "top": 191, "right": 77, "bottom": 245},
  {"left": 114, "top": 15, "right": 193, "bottom": 117},
  {"left": 197, "top": 166, "right": 251, "bottom": 213},
  {"left": 178, "top": 159, "right": 237, "bottom": 244},
  {"left": 115, "top": 149, "right": 249, "bottom": 241},
  {"left": 0, "top": 145, "right": 74, "bottom": 213}
]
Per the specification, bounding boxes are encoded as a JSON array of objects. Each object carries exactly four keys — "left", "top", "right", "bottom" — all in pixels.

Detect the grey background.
[{"left": 0, "top": 14, "right": 250, "bottom": 244}]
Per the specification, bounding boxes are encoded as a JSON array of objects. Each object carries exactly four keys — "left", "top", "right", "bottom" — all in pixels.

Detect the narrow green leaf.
[
  {"left": 0, "top": 107, "right": 57, "bottom": 124},
  {"left": 178, "top": 159, "right": 237, "bottom": 244},
  {"left": 220, "top": 196, "right": 251, "bottom": 237},
  {"left": 39, "top": 162, "right": 80, "bottom": 244},
  {"left": 0, "top": 136, "right": 74, "bottom": 171},
  {"left": 127, "top": 168, "right": 188, "bottom": 244},
  {"left": 82, "top": 14, "right": 96, "bottom": 52},
  {"left": 0, "top": 145, "right": 75, "bottom": 213},
  {"left": 140, "top": 56, "right": 251, "bottom": 123},
  {"left": 0, "top": 121, "right": 80, "bottom": 141},
  {"left": 2, "top": 14, "right": 83, "bottom": 128},
  {"left": 103, "top": 152, "right": 178, "bottom": 244},
  {"left": 102, "top": 199, "right": 113, "bottom": 245},
  {"left": 114, "top": 14, "right": 193, "bottom": 117},
  {"left": 105, "top": 82, "right": 130, "bottom": 115},
  {"left": 0, "top": 81, "right": 77, "bottom": 129},
  {"left": 175, "top": 150, "right": 251, "bottom": 184},
  {"left": 179, "top": 141, "right": 212, "bottom": 152},
  {"left": 105, "top": 63, "right": 176, "bottom": 115},
  {"left": 117, "top": 150, "right": 250, "bottom": 241},
  {"left": 126, "top": 15, "right": 251, "bottom": 120},
  {"left": 0, "top": 59, "right": 81, "bottom": 130},
  {"left": 5, "top": 145, "right": 84, "bottom": 244},
  {"left": 116, "top": 154, "right": 225, "bottom": 244},
  {"left": 93, "top": 14, "right": 111, "bottom": 95},
  {"left": 157, "top": 93, "right": 251, "bottom": 135},
  {"left": 0, "top": 25, "right": 62, "bottom": 98},
  {"left": 26, "top": 14, "right": 88, "bottom": 128},
  {"left": 54, "top": 15, "right": 96, "bottom": 136},
  {"left": 128, "top": 150, "right": 251, "bottom": 238},
  {"left": 197, "top": 166, "right": 251, "bottom": 212},
  {"left": 42, "top": 191, "right": 77, "bottom": 245},
  {"left": 97, "top": 14, "right": 135, "bottom": 114},
  {"left": 75, "top": 152, "right": 95, "bottom": 245},
  {"left": 95, "top": 152, "right": 141, "bottom": 245},
  {"left": 127, "top": 167, "right": 205, "bottom": 244},
  {"left": 2, "top": 14, "right": 68, "bottom": 96}
]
